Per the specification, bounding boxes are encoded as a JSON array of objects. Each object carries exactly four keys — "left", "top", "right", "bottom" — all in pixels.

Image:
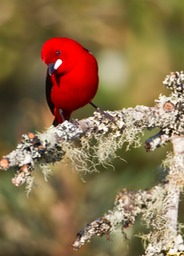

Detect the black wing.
[{"left": 46, "top": 70, "right": 54, "bottom": 115}]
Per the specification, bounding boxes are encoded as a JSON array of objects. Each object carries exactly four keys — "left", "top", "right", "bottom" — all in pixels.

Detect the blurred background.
[{"left": 0, "top": 0, "right": 184, "bottom": 255}]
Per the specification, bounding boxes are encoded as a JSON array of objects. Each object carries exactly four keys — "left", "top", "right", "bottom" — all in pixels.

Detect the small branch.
[
  {"left": 73, "top": 188, "right": 152, "bottom": 250},
  {"left": 145, "top": 130, "right": 171, "bottom": 151}
]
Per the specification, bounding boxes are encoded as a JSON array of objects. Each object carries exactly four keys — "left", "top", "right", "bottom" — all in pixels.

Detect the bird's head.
[{"left": 41, "top": 37, "right": 83, "bottom": 76}]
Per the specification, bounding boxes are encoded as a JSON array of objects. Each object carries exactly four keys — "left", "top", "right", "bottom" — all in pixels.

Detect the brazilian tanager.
[{"left": 41, "top": 37, "right": 99, "bottom": 126}]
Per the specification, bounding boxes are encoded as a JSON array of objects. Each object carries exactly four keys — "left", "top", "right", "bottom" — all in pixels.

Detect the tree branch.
[{"left": 0, "top": 71, "right": 184, "bottom": 255}]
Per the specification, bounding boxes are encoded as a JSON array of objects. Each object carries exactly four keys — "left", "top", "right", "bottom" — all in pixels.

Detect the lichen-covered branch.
[
  {"left": 0, "top": 72, "right": 183, "bottom": 185},
  {"left": 72, "top": 188, "right": 152, "bottom": 250},
  {"left": 73, "top": 150, "right": 184, "bottom": 255},
  {"left": 72, "top": 185, "right": 184, "bottom": 254},
  {"left": 72, "top": 72, "right": 184, "bottom": 256},
  {"left": 0, "top": 71, "right": 184, "bottom": 255}
]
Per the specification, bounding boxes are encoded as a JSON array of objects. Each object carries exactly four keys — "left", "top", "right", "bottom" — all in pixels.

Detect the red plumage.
[{"left": 41, "top": 37, "right": 99, "bottom": 125}]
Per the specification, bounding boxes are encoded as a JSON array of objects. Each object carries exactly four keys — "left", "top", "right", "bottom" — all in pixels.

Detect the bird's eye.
[{"left": 56, "top": 50, "right": 61, "bottom": 55}]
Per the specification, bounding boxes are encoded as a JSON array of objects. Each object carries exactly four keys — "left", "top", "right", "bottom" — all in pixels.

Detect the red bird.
[{"left": 41, "top": 37, "right": 99, "bottom": 126}]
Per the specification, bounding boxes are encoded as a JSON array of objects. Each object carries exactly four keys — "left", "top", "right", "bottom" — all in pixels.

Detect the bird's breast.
[{"left": 50, "top": 57, "right": 98, "bottom": 112}]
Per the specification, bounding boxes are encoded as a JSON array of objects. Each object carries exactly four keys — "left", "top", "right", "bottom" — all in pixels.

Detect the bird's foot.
[
  {"left": 71, "top": 119, "right": 80, "bottom": 127},
  {"left": 58, "top": 109, "right": 65, "bottom": 122},
  {"left": 90, "top": 102, "right": 115, "bottom": 123},
  {"left": 97, "top": 109, "right": 116, "bottom": 123}
]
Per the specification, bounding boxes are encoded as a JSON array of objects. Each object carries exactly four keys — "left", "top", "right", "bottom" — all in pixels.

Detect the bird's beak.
[
  {"left": 48, "top": 63, "right": 55, "bottom": 76},
  {"left": 48, "top": 59, "right": 63, "bottom": 76}
]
